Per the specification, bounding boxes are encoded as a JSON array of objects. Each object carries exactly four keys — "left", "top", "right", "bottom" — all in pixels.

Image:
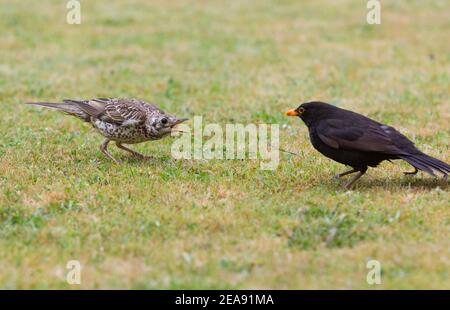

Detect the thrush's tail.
[
  {"left": 26, "top": 102, "right": 90, "bottom": 122},
  {"left": 399, "top": 152, "right": 450, "bottom": 177}
]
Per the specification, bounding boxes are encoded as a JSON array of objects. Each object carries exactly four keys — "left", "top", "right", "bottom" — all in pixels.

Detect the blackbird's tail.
[
  {"left": 26, "top": 101, "right": 91, "bottom": 122},
  {"left": 399, "top": 152, "right": 450, "bottom": 177}
]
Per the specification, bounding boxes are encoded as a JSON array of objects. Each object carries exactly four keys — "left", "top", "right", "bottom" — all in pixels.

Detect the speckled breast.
[{"left": 92, "top": 119, "right": 154, "bottom": 144}]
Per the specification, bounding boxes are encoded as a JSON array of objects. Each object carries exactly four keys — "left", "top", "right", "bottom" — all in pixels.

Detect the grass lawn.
[{"left": 0, "top": 0, "right": 449, "bottom": 289}]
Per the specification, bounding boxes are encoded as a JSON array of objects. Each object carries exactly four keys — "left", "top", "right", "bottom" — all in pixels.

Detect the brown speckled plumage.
[{"left": 27, "top": 98, "right": 188, "bottom": 163}]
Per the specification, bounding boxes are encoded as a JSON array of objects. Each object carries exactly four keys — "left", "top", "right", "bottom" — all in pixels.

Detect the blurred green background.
[{"left": 0, "top": 0, "right": 449, "bottom": 289}]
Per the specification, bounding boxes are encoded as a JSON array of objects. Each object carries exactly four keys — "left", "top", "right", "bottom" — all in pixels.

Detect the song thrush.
[{"left": 28, "top": 98, "right": 188, "bottom": 163}]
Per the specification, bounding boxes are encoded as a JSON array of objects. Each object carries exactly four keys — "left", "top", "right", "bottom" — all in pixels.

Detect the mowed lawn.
[{"left": 0, "top": 0, "right": 449, "bottom": 289}]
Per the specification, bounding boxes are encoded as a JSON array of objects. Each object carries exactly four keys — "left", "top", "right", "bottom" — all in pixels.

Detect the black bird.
[{"left": 285, "top": 101, "right": 449, "bottom": 188}]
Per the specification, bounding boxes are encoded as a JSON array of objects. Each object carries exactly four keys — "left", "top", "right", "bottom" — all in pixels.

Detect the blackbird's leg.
[
  {"left": 116, "top": 142, "right": 152, "bottom": 160},
  {"left": 100, "top": 139, "right": 121, "bottom": 164},
  {"left": 403, "top": 167, "right": 418, "bottom": 176},
  {"left": 333, "top": 168, "right": 358, "bottom": 180},
  {"left": 343, "top": 168, "right": 367, "bottom": 189}
]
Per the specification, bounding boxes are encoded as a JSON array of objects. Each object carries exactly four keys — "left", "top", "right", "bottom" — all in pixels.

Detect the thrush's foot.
[
  {"left": 133, "top": 154, "right": 153, "bottom": 160},
  {"left": 134, "top": 154, "right": 153, "bottom": 160},
  {"left": 100, "top": 139, "right": 121, "bottom": 164},
  {"left": 116, "top": 143, "right": 152, "bottom": 160}
]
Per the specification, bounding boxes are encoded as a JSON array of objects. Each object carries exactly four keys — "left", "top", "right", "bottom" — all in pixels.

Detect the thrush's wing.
[
  {"left": 65, "top": 98, "right": 152, "bottom": 126},
  {"left": 315, "top": 117, "right": 417, "bottom": 155}
]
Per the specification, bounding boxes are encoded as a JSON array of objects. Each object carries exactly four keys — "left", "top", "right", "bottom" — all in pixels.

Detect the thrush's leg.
[
  {"left": 100, "top": 139, "right": 121, "bottom": 164},
  {"left": 116, "top": 142, "right": 152, "bottom": 160},
  {"left": 333, "top": 168, "right": 358, "bottom": 180},
  {"left": 403, "top": 167, "right": 418, "bottom": 176},
  {"left": 343, "top": 168, "right": 367, "bottom": 189}
]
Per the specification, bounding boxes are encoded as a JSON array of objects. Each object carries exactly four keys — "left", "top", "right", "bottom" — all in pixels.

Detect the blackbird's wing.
[{"left": 316, "top": 117, "right": 417, "bottom": 155}]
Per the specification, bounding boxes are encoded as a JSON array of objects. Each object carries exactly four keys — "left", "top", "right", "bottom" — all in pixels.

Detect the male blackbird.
[
  {"left": 286, "top": 101, "right": 449, "bottom": 188},
  {"left": 28, "top": 98, "right": 188, "bottom": 163}
]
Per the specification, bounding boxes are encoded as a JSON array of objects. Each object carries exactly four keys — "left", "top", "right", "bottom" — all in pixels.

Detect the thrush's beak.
[
  {"left": 170, "top": 118, "right": 189, "bottom": 128},
  {"left": 285, "top": 109, "right": 299, "bottom": 116}
]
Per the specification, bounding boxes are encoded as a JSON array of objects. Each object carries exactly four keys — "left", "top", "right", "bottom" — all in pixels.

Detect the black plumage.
[{"left": 286, "top": 101, "right": 449, "bottom": 188}]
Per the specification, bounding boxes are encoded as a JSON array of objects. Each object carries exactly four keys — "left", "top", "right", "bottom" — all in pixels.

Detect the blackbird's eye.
[
  {"left": 161, "top": 118, "right": 168, "bottom": 125},
  {"left": 298, "top": 107, "right": 305, "bottom": 114}
]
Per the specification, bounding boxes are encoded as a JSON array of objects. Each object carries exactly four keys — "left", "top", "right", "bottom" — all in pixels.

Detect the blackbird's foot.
[
  {"left": 332, "top": 169, "right": 358, "bottom": 180},
  {"left": 342, "top": 171, "right": 365, "bottom": 189},
  {"left": 403, "top": 167, "right": 418, "bottom": 176}
]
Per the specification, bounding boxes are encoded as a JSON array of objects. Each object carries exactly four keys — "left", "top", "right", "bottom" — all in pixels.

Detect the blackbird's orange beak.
[{"left": 285, "top": 109, "right": 299, "bottom": 116}]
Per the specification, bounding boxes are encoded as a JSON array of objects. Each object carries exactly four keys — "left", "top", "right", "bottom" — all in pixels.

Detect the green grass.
[{"left": 0, "top": 0, "right": 449, "bottom": 289}]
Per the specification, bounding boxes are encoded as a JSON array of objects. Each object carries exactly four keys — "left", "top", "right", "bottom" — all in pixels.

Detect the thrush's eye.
[
  {"left": 298, "top": 107, "right": 305, "bottom": 114},
  {"left": 161, "top": 118, "right": 168, "bottom": 125}
]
